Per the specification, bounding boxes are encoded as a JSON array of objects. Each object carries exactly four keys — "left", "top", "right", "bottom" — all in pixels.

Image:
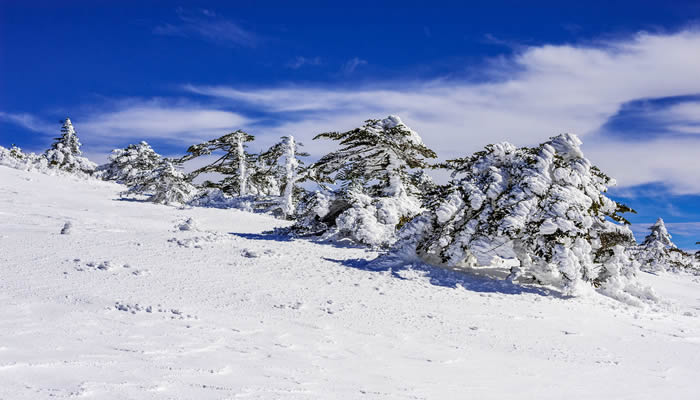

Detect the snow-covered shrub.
[
  {"left": 289, "top": 115, "right": 437, "bottom": 247},
  {"left": 633, "top": 218, "right": 696, "bottom": 273},
  {"left": 387, "top": 133, "right": 648, "bottom": 298},
  {"left": 0, "top": 145, "right": 51, "bottom": 173},
  {"left": 124, "top": 159, "right": 197, "bottom": 205},
  {"left": 44, "top": 118, "right": 96, "bottom": 174},
  {"left": 97, "top": 141, "right": 161, "bottom": 185}
]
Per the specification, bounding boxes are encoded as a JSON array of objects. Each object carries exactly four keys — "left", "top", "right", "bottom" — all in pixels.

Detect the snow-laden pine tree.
[
  {"left": 312, "top": 115, "right": 436, "bottom": 197},
  {"left": 125, "top": 158, "right": 197, "bottom": 205},
  {"left": 180, "top": 130, "right": 258, "bottom": 196},
  {"left": 385, "top": 133, "right": 654, "bottom": 301},
  {"left": 8, "top": 145, "right": 25, "bottom": 160},
  {"left": 44, "top": 118, "right": 96, "bottom": 174},
  {"left": 98, "top": 141, "right": 161, "bottom": 186},
  {"left": 634, "top": 218, "right": 696, "bottom": 273},
  {"left": 291, "top": 116, "right": 437, "bottom": 246},
  {"left": 255, "top": 135, "right": 309, "bottom": 217}
]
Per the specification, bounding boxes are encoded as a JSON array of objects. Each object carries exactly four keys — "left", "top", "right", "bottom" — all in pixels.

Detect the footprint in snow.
[{"left": 113, "top": 301, "right": 197, "bottom": 320}]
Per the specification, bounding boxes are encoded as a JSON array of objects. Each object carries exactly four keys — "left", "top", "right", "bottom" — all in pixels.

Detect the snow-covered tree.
[
  {"left": 642, "top": 218, "right": 675, "bottom": 248},
  {"left": 125, "top": 158, "right": 197, "bottom": 205},
  {"left": 181, "top": 131, "right": 257, "bottom": 196},
  {"left": 45, "top": 118, "right": 96, "bottom": 174},
  {"left": 98, "top": 141, "right": 161, "bottom": 186},
  {"left": 289, "top": 116, "right": 437, "bottom": 247},
  {"left": 634, "top": 218, "right": 695, "bottom": 273},
  {"left": 387, "top": 133, "right": 649, "bottom": 298},
  {"left": 8, "top": 145, "right": 25, "bottom": 160},
  {"left": 312, "top": 115, "right": 436, "bottom": 196},
  {"left": 255, "top": 135, "right": 309, "bottom": 217}
]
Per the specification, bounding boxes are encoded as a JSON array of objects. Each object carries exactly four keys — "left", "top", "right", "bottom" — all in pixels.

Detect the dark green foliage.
[{"left": 311, "top": 117, "right": 437, "bottom": 196}]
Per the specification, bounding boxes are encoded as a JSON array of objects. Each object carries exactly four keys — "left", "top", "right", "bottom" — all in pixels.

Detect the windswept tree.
[
  {"left": 312, "top": 115, "right": 437, "bottom": 196},
  {"left": 387, "top": 133, "right": 652, "bottom": 301},
  {"left": 256, "top": 135, "right": 309, "bottom": 217},
  {"left": 291, "top": 116, "right": 437, "bottom": 247},
  {"left": 180, "top": 130, "right": 257, "bottom": 196},
  {"left": 45, "top": 118, "right": 96, "bottom": 173},
  {"left": 98, "top": 141, "right": 161, "bottom": 186}
]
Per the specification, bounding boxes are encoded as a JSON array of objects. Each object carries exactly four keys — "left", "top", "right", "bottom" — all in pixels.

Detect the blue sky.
[{"left": 1, "top": 0, "right": 700, "bottom": 249}]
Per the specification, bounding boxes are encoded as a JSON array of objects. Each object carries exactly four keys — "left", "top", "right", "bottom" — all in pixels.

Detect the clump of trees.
[
  {"left": 3, "top": 113, "right": 699, "bottom": 302},
  {"left": 0, "top": 117, "right": 95, "bottom": 175}
]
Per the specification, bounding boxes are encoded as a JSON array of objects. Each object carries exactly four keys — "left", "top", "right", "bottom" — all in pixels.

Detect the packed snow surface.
[{"left": 1, "top": 166, "right": 700, "bottom": 399}]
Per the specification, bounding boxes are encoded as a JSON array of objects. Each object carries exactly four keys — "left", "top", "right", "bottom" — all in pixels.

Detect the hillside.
[{"left": 1, "top": 165, "right": 700, "bottom": 399}]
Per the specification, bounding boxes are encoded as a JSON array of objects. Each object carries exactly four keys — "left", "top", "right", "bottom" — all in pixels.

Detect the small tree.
[
  {"left": 125, "top": 158, "right": 197, "bottom": 205},
  {"left": 256, "top": 135, "right": 309, "bottom": 217},
  {"left": 45, "top": 117, "right": 96, "bottom": 173},
  {"left": 389, "top": 133, "right": 646, "bottom": 298},
  {"left": 635, "top": 218, "right": 695, "bottom": 272},
  {"left": 98, "top": 141, "right": 161, "bottom": 186},
  {"left": 181, "top": 130, "right": 257, "bottom": 196}
]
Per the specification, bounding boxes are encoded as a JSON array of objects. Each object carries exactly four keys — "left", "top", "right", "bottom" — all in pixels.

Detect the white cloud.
[
  {"left": 0, "top": 111, "right": 55, "bottom": 134},
  {"left": 341, "top": 57, "right": 367, "bottom": 74},
  {"left": 185, "top": 29, "right": 700, "bottom": 194},
  {"left": 1, "top": 100, "right": 252, "bottom": 149},
  {"left": 651, "top": 101, "right": 700, "bottom": 135},
  {"left": 78, "top": 102, "right": 252, "bottom": 144},
  {"left": 5, "top": 29, "right": 700, "bottom": 195}
]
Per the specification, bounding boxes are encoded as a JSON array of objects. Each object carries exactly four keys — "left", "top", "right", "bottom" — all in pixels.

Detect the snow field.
[{"left": 1, "top": 166, "right": 700, "bottom": 399}]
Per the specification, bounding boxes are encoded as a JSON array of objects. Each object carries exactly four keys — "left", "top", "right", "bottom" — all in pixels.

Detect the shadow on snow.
[
  {"left": 229, "top": 230, "right": 563, "bottom": 298},
  {"left": 324, "top": 257, "right": 564, "bottom": 297}
]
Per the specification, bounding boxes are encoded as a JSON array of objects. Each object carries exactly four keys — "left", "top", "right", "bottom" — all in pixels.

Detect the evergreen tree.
[
  {"left": 635, "top": 218, "right": 695, "bottom": 272},
  {"left": 642, "top": 218, "right": 675, "bottom": 248},
  {"left": 125, "top": 158, "right": 197, "bottom": 205},
  {"left": 289, "top": 116, "right": 437, "bottom": 247},
  {"left": 180, "top": 130, "right": 257, "bottom": 196},
  {"left": 387, "top": 133, "right": 645, "bottom": 297},
  {"left": 312, "top": 115, "right": 436, "bottom": 196},
  {"left": 44, "top": 117, "right": 96, "bottom": 173},
  {"left": 98, "top": 141, "right": 161, "bottom": 186}
]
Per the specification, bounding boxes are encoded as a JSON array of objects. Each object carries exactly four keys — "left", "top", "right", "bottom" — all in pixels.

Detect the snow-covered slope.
[{"left": 1, "top": 166, "right": 700, "bottom": 399}]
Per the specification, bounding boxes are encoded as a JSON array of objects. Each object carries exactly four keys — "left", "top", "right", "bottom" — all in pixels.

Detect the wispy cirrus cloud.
[
  {"left": 0, "top": 111, "right": 55, "bottom": 134},
  {"left": 341, "top": 57, "right": 367, "bottom": 74},
  {"left": 1, "top": 99, "right": 252, "bottom": 148},
  {"left": 653, "top": 101, "right": 700, "bottom": 135},
  {"left": 153, "top": 8, "right": 259, "bottom": 47}
]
